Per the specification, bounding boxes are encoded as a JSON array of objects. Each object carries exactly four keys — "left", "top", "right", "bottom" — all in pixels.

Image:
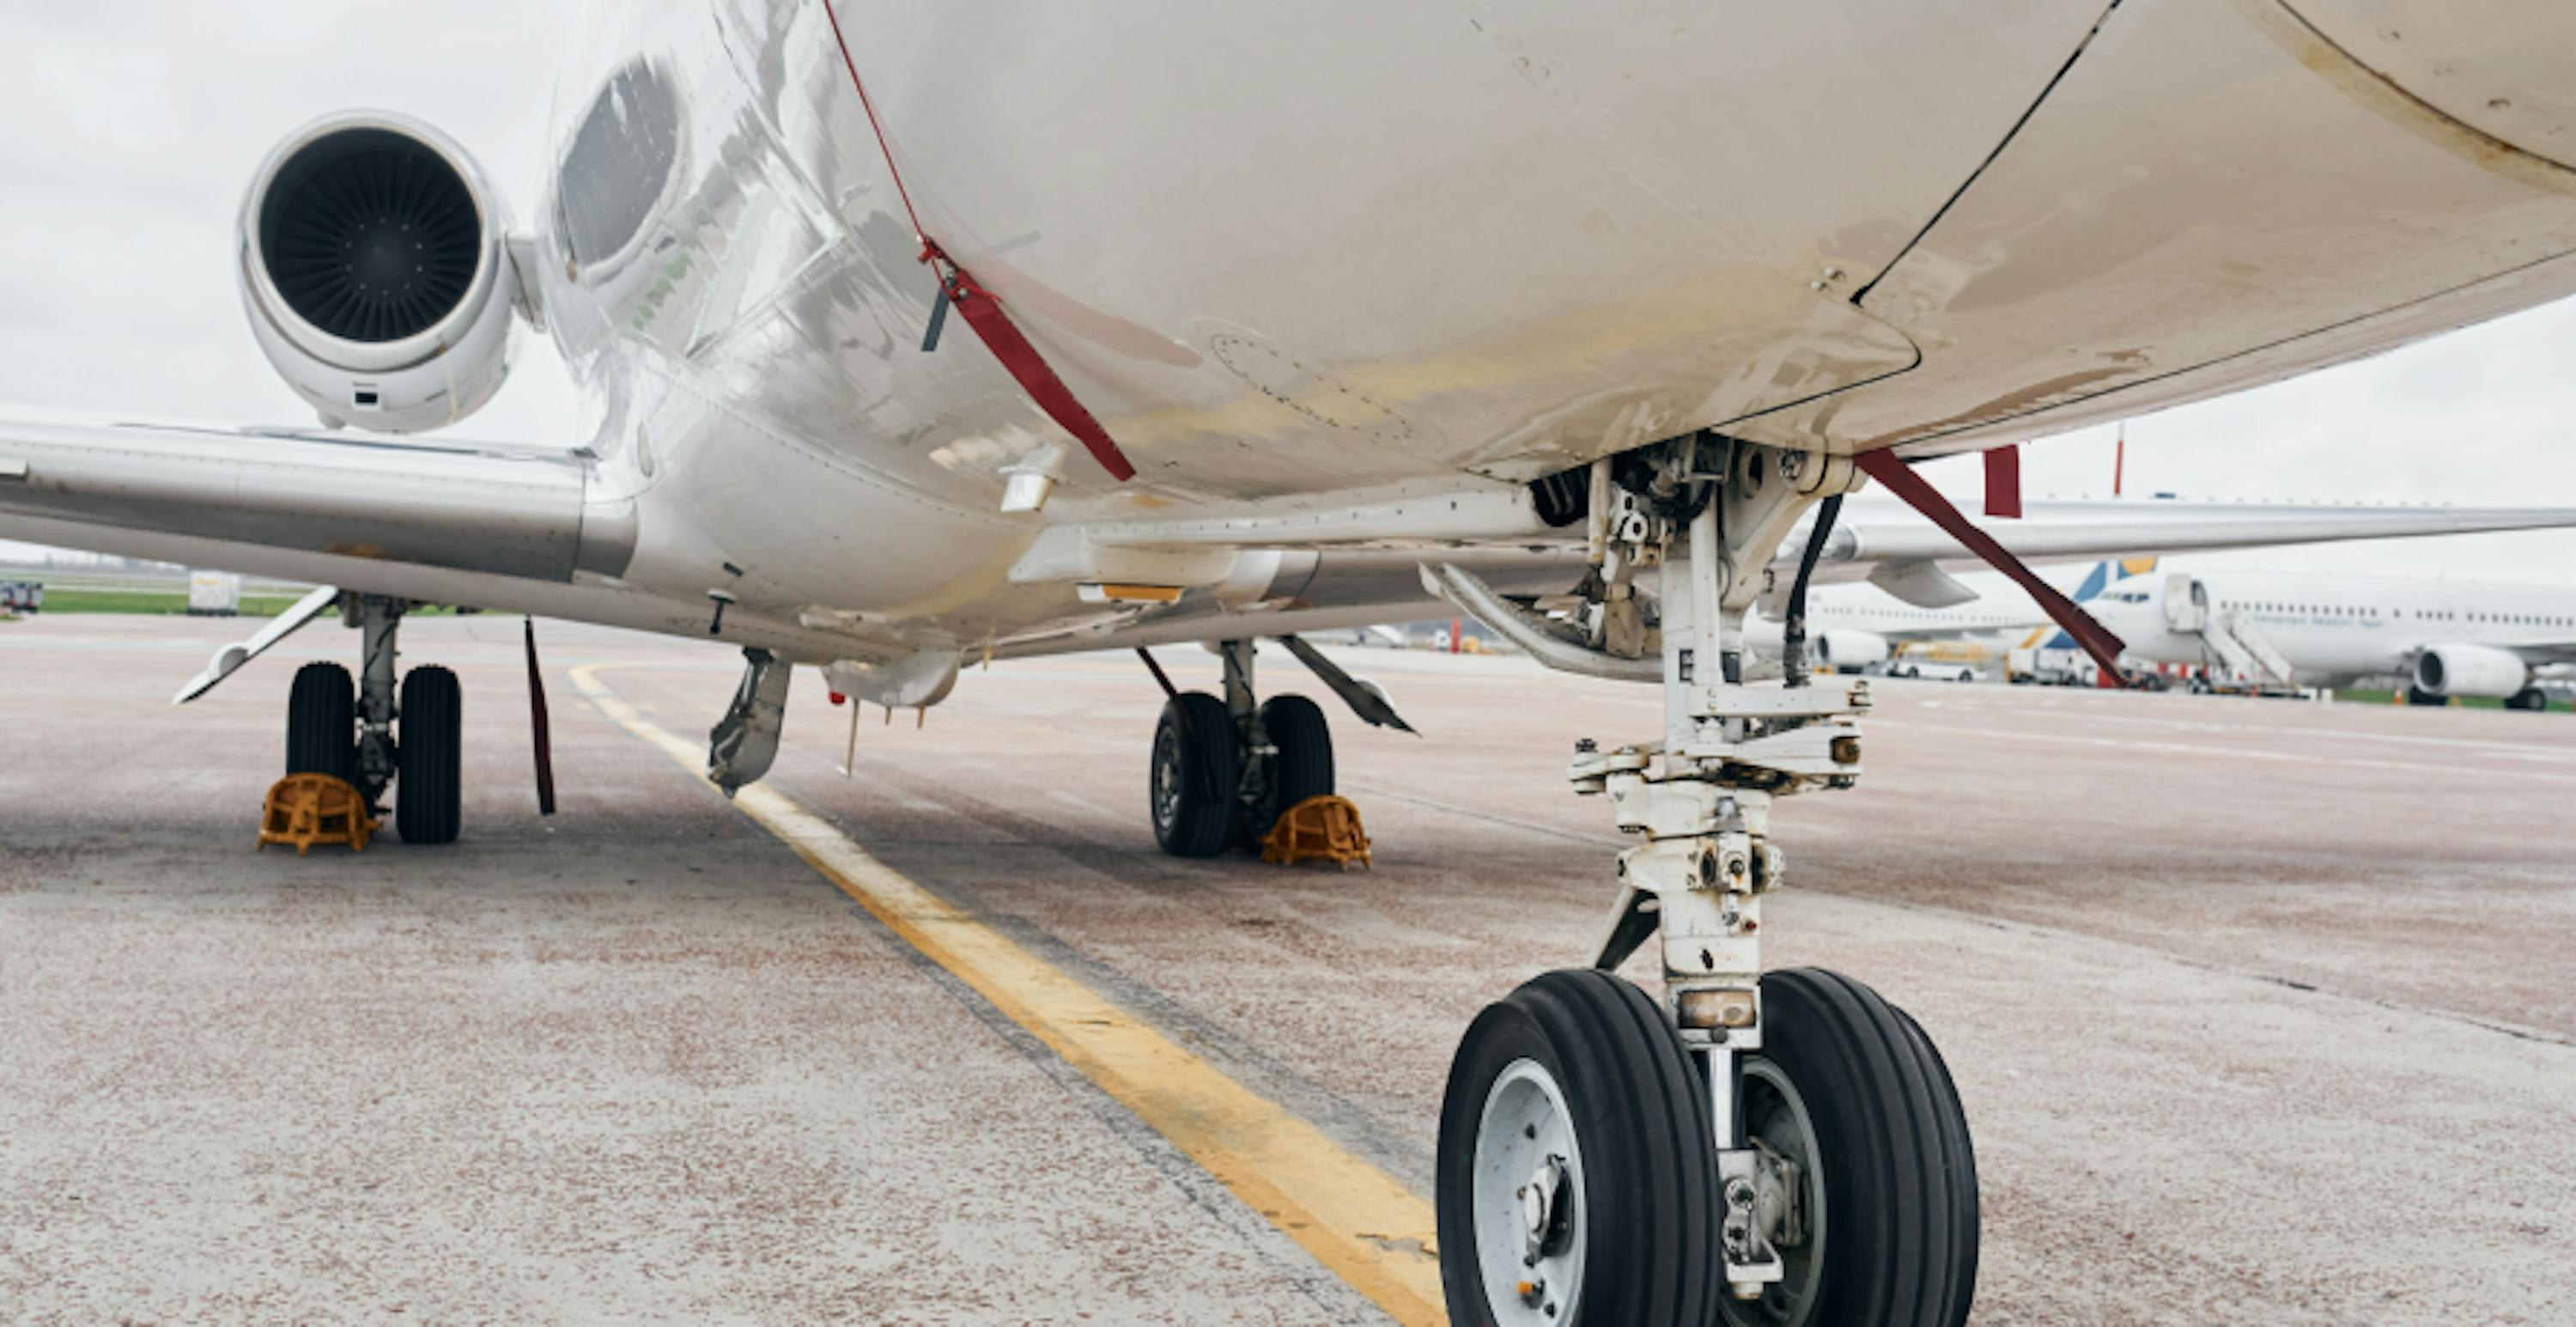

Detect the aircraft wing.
[
  {"left": 1802, "top": 498, "right": 2576, "bottom": 606},
  {"left": 0, "top": 412, "right": 879, "bottom": 661},
  {"left": 14, "top": 411, "right": 2576, "bottom": 663},
  {"left": 1000, "top": 496, "right": 2576, "bottom": 655}
]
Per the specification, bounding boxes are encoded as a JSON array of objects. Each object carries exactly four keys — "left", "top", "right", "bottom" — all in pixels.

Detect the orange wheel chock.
[
  {"left": 1260, "top": 794, "right": 1373, "bottom": 869},
  {"left": 255, "top": 773, "right": 379, "bottom": 855}
]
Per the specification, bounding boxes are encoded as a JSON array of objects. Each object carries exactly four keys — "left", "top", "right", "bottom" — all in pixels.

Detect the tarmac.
[{"left": 3, "top": 614, "right": 2573, "bottom": 1324}]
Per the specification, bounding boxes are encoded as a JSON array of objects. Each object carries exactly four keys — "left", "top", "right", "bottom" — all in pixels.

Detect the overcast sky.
[{"left": 5, "top": 3, "right": 2575, "bottom": 586}]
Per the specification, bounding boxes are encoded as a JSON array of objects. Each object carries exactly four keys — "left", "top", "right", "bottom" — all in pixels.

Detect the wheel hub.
[
  {"left": 1725, "top": 1058, "right": 1828, "bottom": 1324},
  {"left": 1151, "top": 726, "right": 1182, "bottom": 829},
  {"left": 1473, "top": 1059, "right": 1585, "bottom": 1325},
  {"left": 1521, "top": 1153, "right": 1571, "bottom": 1264}
]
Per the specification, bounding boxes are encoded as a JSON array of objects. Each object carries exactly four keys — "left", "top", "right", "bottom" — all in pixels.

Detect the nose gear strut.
[{"left": 1432, "top": 432, "right": 1980, "bottom": 1325}]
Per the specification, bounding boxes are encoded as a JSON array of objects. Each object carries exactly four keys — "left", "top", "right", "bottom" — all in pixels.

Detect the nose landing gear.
[{"left": 1434, "top": 435, "right": 1978, "bottom": 1325}]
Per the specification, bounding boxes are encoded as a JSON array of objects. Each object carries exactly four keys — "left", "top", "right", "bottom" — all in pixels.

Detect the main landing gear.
[
  {"left": 1147, "top": 640, "right": 1337, "bottom": 855},
  {"left": 1431, "top": 435, "right": 1978, "bottom": 1326},
  {"left": 1142, "top": 635, "right": 1413, "bottom": 856},
  {"left": 282, "top": 594, "right": 461, "bottom": 844}
]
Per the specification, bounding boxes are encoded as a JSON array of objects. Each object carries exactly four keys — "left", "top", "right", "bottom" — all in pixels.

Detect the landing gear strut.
[
  {"left": 1144, "top": 640, "right": 1336, "bottom": 856},
  {"left": 1435, "top": 434, "right": 1978, "bottom": 1326},
  {"left": 279, "top": 593, "right": 461, "bottom": 843}
]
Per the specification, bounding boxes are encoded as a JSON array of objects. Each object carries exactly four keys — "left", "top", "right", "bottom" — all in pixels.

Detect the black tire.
[
  {"left": 1438, "top": 970, "right": 1721, "bottom": 1327},
  {"left": 1150, "top": 691, "right": 1236, "bottom": 857},
  {"left": 2506, "top": 687, "right": 2549, "bottom": 712},
  {"left": 1246, "top": 693, "right": 1334, "bottom": 840},
  {"left": 285, "top": 661, "right": 357, "bottom": 785},
  {"left": 1892, "top": 1006, "right": 1980, "bottom": 1327},
  {"left": 395, "top": 666, "right": 462, "bottom": 845},
  {"left": 1719, "top": 968, "right": 1979, "bottom": 1327},
  {"left": 2406, "top": 685, "right": 2447, "bottom": 708}
]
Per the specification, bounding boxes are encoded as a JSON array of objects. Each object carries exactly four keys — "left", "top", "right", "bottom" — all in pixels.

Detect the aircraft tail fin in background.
[{"left": 2031, "top": 558, "right": 2159, "bottom": 648}]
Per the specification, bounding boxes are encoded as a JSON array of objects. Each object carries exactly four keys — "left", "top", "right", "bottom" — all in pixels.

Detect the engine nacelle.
[
  {"left": 1815, "top": 628, "right": 1891, "bottom": 672},
  {"left": 238, "top": 113, "right": 522, "bottom": 433},
  {"left": 2413, "top": 642, "right": 2530, "bottom": 699}
]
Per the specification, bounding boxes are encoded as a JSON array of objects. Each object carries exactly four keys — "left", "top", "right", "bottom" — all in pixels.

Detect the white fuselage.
[
  {"left": 1744, "top": 583, "right": 2052, "bottom": 660},
  {"left": 2088, "top": 571, "right": 2576, "bottom": 686},
  {"left": 492, "top": 2, "right": 2576, "bottom": 667},
  {"left": 14, "top": 2, "right": 2572, "bottom": 675}
]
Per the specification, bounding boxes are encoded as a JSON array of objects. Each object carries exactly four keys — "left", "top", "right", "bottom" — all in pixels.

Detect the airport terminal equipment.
[{"left": 2161, "top": 574, "right": 2293, "bottom": 687}]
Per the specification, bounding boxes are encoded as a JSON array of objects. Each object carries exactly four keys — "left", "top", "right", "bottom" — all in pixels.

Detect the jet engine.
[
  {"left": 2412, "top": 642, "right": 2530, "bottom": 699},
  {"left": 237, "top": 113, "right": 526, "bottom": 433},
  {"left": 1815, "top": 628, "right": 1891, "bottom": 673}
]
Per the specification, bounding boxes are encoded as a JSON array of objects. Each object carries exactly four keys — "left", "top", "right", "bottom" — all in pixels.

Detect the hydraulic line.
[{"left": 1779, "top": 494, "right": 1844, "bottom": 686}]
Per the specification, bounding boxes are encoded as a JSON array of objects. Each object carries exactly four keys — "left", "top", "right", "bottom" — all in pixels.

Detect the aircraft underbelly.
[
  {"left": 1729, "top": 1, "right": 2576, "bottom": 455},
  {"left": 779, "top": 1, "right": 2132, "bottom": 500},
  {"left": 542, "top": 1, "right": 2576, "bottom": 649}
]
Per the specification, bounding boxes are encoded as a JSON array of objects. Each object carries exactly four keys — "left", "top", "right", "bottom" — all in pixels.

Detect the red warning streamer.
[
  {"left": 1854, "top": 450, "right": 2129, "bottom": 686},
  {"left": 821, "top": 5, "right": 1136, "bottom": 482}
]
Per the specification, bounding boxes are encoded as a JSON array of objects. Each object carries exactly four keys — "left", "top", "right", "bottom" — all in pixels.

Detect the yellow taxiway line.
[{"left": 569, "top": 666, "right": 1448, "bottom": 1325}]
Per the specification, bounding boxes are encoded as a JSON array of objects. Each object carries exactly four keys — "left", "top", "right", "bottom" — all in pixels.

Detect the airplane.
[
  {"left": 2087, "top": 569, "right": 2576, "bottom": 709},
  {"left": 1735, "top": 557, "right": 2158, "bottom": 678},
  {"left": 10, "top": 4, "right": 2576, "bottom": 1323}
]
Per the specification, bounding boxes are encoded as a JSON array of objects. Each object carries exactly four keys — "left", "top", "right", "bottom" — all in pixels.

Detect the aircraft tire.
[
  {"left": 1437, "top": 969, "right": 1722, "bottom": 1327},
  {"left": 2406, "top": 685, "right": 2447, "bottom": 708},
  {"left": 285, "top": 661, "right": 357, "bottom": 786},
  {"left": 1246, "top": 694, "right": 1334, "bottom": 840},
  {"left": 1150, "top": 691, "right": 1237, "bottom": 857},
  {"left": 395, "top": 667, "right": 462, "bottom": 845},
  {"left": 1716, "top": 967, "right": 1981, "bottom": 1327},
  {"left": 2506, "top": 686, "right": 2549, "bottom": 712}
]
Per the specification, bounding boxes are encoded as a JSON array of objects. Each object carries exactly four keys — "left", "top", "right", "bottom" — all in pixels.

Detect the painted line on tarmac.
[{"left": 568, "top": 665, "right": 1448, "bottom": 1326}]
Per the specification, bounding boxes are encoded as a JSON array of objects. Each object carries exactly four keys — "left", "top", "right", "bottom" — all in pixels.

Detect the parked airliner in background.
[
  {"left": 11, "top": 3, "right": 2576, "bottom": 1322},
  {"left": 1745, "top": 557, "right": 2154, "bottom": 674},
  {"left": 2090, "top": 571, "right": 2576, "bottom": 709}
]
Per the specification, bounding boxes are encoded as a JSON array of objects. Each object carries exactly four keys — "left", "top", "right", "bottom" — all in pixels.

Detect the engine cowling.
[
  {"left": 238, "top": 113, "right": 522, "bottom": 433},
  {"left": 2413, "top": 642, "right": 2530, "bottom": 699},
  {"left": 1815, "top": 628, "right": 1891, "bottom": 672}
]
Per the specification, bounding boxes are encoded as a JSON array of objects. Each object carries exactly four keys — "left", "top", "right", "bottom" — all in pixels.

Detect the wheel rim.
[
  {"left": 1730, "top": 1057, "right": 1829, "bottom": 1326},
  {"left": 1472, "top": 1058, "right": 1587, "bottom": 1325},
  {"left": 1151, "top": 721, "right": 1183, "bottom": 832}
]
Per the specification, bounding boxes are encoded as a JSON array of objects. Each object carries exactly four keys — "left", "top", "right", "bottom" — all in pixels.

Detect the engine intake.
[
  {"left": 1816, "top": 628, "right": 1891, "bottom": 672},
  {"left": 258, "top": 129, "right": 483, "bottom": 344},
  {"left": 2412, "top": 642, "right": 2529, "bottom": 700},
  {"left": 239, "top": 113, "right": 523, "bottom": 432}
]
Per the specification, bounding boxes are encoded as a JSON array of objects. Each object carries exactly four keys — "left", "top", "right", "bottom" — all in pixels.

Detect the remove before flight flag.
[{"left": 1854, "top": 449, "right": 2130, "bottom": 685}]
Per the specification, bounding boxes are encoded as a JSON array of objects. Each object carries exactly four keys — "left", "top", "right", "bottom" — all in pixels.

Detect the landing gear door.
[{"left": 2163, "top": 574, "right": 2207, "bottom": 633}]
